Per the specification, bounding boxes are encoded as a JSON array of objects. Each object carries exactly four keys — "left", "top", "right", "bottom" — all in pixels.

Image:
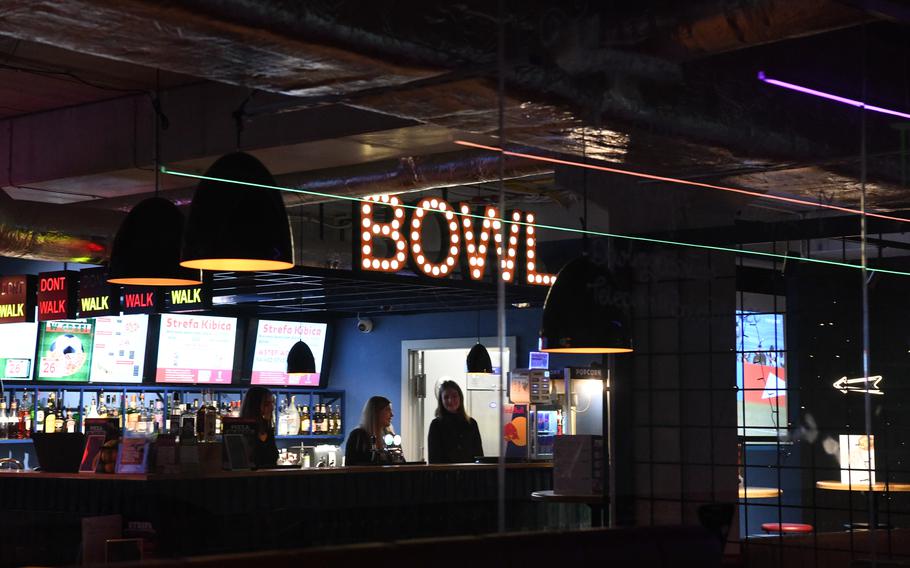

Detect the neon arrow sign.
[{"left": 832, "top": 375, "right": 884, "bottom": 396}]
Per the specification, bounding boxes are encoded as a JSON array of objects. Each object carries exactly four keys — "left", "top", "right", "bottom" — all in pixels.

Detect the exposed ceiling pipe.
[
  {"left": 0, "top": 197, "right": 121, "bottom": 263},
  {"left": 83, "top": 149, "right": 552, "bottom": 212}
]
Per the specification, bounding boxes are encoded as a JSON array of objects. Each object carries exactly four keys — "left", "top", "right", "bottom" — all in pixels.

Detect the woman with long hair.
[
  {"left": 344, "top": 395, "right": 397, "bottom": 465},
  {"left": 427, "top": 380, "right": 483, "bottom": 463},
  {"left": 240, "top": 386, "right": 278, "bottom": 468}
]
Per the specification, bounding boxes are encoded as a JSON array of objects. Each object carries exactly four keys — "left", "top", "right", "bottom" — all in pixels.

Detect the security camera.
[{"left": 356, "top": 317, "right": 374, "bottom": 333}]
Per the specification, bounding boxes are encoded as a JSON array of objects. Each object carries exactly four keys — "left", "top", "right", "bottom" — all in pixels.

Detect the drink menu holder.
[
  {"left": 554, "top": 435, "right": 604, "bottom": 494},
  {"left": 116, "top": 435, "right": 150, "bottom": 474},
  {"left": 221, "top": 418, "right": 256, "bottom": 471},
  {"left": 80, "top": 418, "right": 120, "bottom": 474}
]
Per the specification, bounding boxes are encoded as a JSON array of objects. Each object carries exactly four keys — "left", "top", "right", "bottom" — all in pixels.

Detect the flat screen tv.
[
  {"left": 250, "top": 319, "right": 328, "bottom": 387},
  {"left": 35, "top": 319, "right": 95, "bottom": 382},
  {"left": 0, "top": 320, "right": 39, "bottom": 380},
  {"left": 155, "top": 313, "right": 238, "bottom": 384},
  {"left": 89, "top": 314, "right": 149, "bottom": 383}
]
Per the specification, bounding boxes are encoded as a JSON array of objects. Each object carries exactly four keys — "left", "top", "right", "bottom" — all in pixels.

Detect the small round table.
[
  {"left": 739, "top": 486, "right": 781, "bottom": 499},
  {"left": 530, "top": 490, "right": 608, "bottom": 527},
  {"left": 816, "top": 480, "right": 910, "bottom": 529}
]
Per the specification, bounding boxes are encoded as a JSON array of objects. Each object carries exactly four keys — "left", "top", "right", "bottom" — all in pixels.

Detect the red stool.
[{"left": 761, "top": 523, "right": 814, "bottom": 534}]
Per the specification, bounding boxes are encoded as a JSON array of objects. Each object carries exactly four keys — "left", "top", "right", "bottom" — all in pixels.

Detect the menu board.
[
  {"left": 36, "top": 319, "right": 95, "bottom": 382},
  {"left": 89, "top": 315, "right": 149, "bottom": 383},
  {"left": 155, "top": 314, "right": 237, "bottom": 384},
  {"left": 251, "top": 320, "right": 327, "bottom": 387},
  {"left": 0, "top": 321, "right": 39, "bottom": 380}
]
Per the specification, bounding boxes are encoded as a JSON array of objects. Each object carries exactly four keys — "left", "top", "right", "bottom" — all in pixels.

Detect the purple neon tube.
[{"left": 758, "top": 71, "right": 910, "bottom": 120}]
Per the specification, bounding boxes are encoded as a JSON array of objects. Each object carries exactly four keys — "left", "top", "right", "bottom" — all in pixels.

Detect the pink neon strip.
[
  {"left": 454, "top": 140, "right": 910, "bottom": 224},
  {"left": 758, "top": 71, "right": 910, "bottom": 120}
]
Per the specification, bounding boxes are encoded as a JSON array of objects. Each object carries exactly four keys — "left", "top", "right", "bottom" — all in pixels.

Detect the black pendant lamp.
[
  {"left": 539, "top": 256, "right": 633, "bottom": 354},
  {"left": 287, "top": 339, "right": 316, "bottom": 375},
  {"left": 107, "top": 197, "right": 202, "bottom": 286},
  {"left": 466, "top": 342, "right": 494, "bottom": 373},
  {"left": 181, "top": 152, "right": 294, "bottom": 271}
]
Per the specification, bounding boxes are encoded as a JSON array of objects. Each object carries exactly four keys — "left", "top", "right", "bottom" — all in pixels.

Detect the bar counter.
[{"left": 0, "top": 463, "right": 554, "bottom": 565}]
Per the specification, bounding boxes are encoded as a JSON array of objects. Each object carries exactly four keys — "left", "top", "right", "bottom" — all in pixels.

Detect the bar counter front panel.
[{"left": 0, "top": 463, "right": 555, "bottom": 564}]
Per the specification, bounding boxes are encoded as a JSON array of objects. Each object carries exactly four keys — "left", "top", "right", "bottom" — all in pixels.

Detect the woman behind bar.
[
  {"left": 345, "top": 396, "right": 397, "bottom": 465},
  {"left": 240, "top": 386, "right": 278, "bottom": 468},
  {"left": 427, "top": 380, "right": 483, "bottom": 464}
]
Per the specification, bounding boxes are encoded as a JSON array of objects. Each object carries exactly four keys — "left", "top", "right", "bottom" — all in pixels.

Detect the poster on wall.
[
  {"left": 736, "top": 310, "right": 787, "bottom": 437},
  {"left": 0, "top": 321, "right": 39, "bottom": 380},
  {"left": 155, "top": 314, "right": 236, "bottom": 384},
  {"left": 89, "top": 315, "right": 149, "bottom": 383},
  {"left": 250, "top": 320, "right": 327, "bottom": 387},
  {"left": 36, "top": 319, "right": 95, "bottom": 382}
]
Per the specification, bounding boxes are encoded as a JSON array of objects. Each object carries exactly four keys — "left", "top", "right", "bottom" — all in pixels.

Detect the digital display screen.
[
  {"left": 89, "top": 314, "right": 149, "bottom": 383},
  {"left": 36, "top": 319, "right": 95, "bottom": 382},
  {"left": 250, "top": 320, "right": 327, "bottom": 387},
  {"left": 736, "top": 310, "right": 787, "bottom": 438},
  {"left": 0, "top": 321, "right": 39, "bottom": 380},
  {"left": 155, "top": 314, "right": 237, "bottom": 384}
]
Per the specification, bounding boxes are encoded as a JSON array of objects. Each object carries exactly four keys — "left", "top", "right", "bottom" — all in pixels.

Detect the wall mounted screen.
[
  {"left": 155, "top": 314, "right": 237, "bottom": 384},
  {"left": 36, "top": 319, "right": 95, "bottom": 382},
  {"left": 736, "top": 297, "right": 787, "bottom": 438},
  {"left": 0, "top": 321, "right": 39, "bottom": 380},
  {"left": 89, "top": 314, "right": 149, "bottom": 383},
  {"left": 250, "top": 320, "right": 327, "bottom": 387}
]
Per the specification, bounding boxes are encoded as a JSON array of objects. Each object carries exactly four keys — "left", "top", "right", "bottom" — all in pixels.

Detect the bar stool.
[{"left": 761, "top": 522, "right": 814, "bottom": 534}]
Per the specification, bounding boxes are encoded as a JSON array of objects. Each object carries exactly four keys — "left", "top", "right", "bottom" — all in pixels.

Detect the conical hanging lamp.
[
  {"left": 181, "top": 152, "right": 294, "bottom": 271},
  {"left": 287, "top": 339, "right": 316, "bottom": 375},
  {"left": 466, "top": 342, "right": 494, "bottom": 373},
  {"left": 539, "top": 256, "right": 633, "bottom": 353},
  {"left": 108, "top": 197, "right": 202, "bottom": 286}
]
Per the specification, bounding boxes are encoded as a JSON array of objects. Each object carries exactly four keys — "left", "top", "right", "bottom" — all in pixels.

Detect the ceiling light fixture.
[
  {"left": 108, "top": 71, "right": 201, "bottom": 286},
  {"left": 452, "top": 140, "right": 910, "bottom": 224},
  {"left": 540, "top": 126, "right": 632, "bottom": 354},
  {"left": 161, "top": 168, "right": 910, "bottom": 278},
  {"left": 758, "top": 71, "right": 910, "bottom": 120},
  {"left": 181, "top": 152, "right": 294, "bottom": 272},
  {"left": 287, "top": 206, "right": 316, "bottom": 378}
]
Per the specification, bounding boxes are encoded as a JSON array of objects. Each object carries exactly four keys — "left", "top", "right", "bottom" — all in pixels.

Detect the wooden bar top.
[{"left": 0, "top": 460, "right": 552, "bottom": 481}]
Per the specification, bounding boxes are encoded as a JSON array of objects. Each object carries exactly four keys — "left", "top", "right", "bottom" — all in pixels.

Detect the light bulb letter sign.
[
  {"left": 360, "top": 194, "right": 406, "bottom": 272},
  {"left": 360, "top": 194, "right": 553, "bottom": 286}
]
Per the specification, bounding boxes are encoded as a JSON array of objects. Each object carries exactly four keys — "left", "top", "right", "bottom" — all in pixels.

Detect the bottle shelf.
[
  {"left": 277, "top": 434, "right": 344, "bottom": 440},
  {"left": 0, "top": 438, "right": 34, "bottom": 444}
]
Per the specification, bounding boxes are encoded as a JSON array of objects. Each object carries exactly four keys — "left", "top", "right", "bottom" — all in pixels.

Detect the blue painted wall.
[{"left": 325, "top": 307, "right": 601, "bottom": 435}]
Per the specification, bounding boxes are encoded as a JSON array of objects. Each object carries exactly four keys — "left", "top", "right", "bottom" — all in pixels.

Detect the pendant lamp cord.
[
  {"left": 151, "top": 68, "right": 169, "bottom": 198},
  {"left": 582, "top": 122, "right": 588, "bottom": 256},
  {"left": 233, "top": 90, "right": 255, "bottom": 151}
]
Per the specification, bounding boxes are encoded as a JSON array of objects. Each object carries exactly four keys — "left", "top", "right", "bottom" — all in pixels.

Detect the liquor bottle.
[
  {"left": 313, "top": 404, "right": 323, "bottom": 433},
  {"left": 54, "top": 406, "right": 64, "bottom": 433},
  {"left": 136, "top": 402, "right": 149, "bottom": 434},
  {"left": 44, "top": 393, "right": 57, "bottom": 434},
  {"left": 300, "top": 405, "right": 311, "bottom": 434},
  {"left": 320, "top": 404, "right": 330, "bottom": 433},
  {"left": 277, "top": 397, "right": 288, "bottom": 436},
  {"left": 333, "top": 405, "right": 342, "bottom": 435},
  {"left": 153, "top": 399, "right": 165, "bottom": 433},
  {"left": 35, "top": 396, "right": 45, "bottom": 433},
  {"left": 9, "top": 399, "right": 18, "bottom": 439},
  {"left": 286, "top": 396, "right": 300, "bottom": 436},
  {"left": 98, "top": 394, "right": 108, "bottom": 417},
  {"left": 126, "top": 394, "right": 139, "bottom": 432},
  {"left": 20, "top": 393, "right": 32, "bottom": 438},
  {"left": 169, "top": 394, "right": 182, "bottom": 434},
  {"left": 0, "top": 397, "right": 8, "bottom": 439},
  {"left": 196, "top": 391, "right": 215, "bottom": 442},
  {"left": 18, "top": 395, "right": 31, "bottom": 439},
  {"left": 65, "top": 409, "right": 76, "bottom": 434}
]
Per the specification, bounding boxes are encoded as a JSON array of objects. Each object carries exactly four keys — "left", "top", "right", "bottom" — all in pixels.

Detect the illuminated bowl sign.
[
  {"left": 77, "top": 267, "right": 120, "bottom": 318},
  {"left": 359, "top": 194, "right": 556, "bottom": 285},
  {"left": 0, "top": 275, "right": 36, "bottom": 323},
  {"left": 37, "top": 271, "right": 78, "bottom": 321}
]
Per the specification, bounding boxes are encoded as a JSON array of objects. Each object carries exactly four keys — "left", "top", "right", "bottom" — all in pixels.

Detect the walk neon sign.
[{"left": 359, "top": 194, "right": 555, "bottom": 285}]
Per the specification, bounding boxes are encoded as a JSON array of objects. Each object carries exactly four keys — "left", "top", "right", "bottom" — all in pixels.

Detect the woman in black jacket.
[
  {"left": 240, "top": 386, "right": 278, "bottom": 469},
  {"left": 427, "top": 380, "right": 483, "bottom": 464},
  {"left": 345, "top": 395, "right": 398, "bottom": 465}
]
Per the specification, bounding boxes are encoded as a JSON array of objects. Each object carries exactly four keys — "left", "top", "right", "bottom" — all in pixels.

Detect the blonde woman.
[{"left": 344, "top": 396, "right": 397, "bottom": 465}]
